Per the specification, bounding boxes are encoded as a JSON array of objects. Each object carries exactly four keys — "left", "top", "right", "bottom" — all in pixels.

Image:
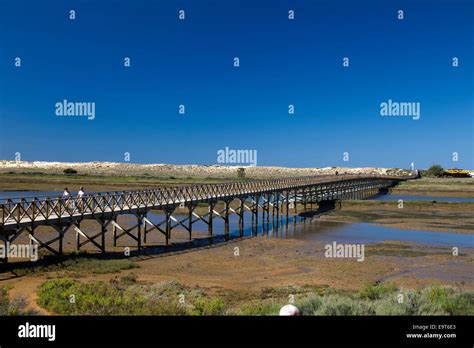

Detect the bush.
[
  {"left": 359, "top": 282, "right": 398, "bottom": 300},
  {"left": 0, "top": 287, "right": 36, "bottom": 315},
  {"left": 425, "top": 165, "right": 444, "bottom": 177},
  {"left": 297, "top": 285, "right": 474, "bottom": 316},
  {"left": 63, "top": 168, "right": 78, "bottom": 175},
  {"left": 37, "top": 278, "right": 188, "bottom": 315},
  {"left": 298, "top": 295, "right": 322, "bottom": 315},
  {"left": 191, "top": 297, "right": 226, "bottom": 315},
  {"left": 37, "top": 279, "right": 474, "bottom": 316},
  {"left": 318, "top": 295, "right": 375, "bottom": 315},
  {"left": 237, "top": 168, "right": 246, "bottom": 179},
  {"left": 10, "top": 256, "right": 138, "bottom": 276},
  {"left": 238, "top": 302, "right": 281, "bottom": 316},
  {"left": 423, "top": 286, "right": 474, "bottom": 315}
]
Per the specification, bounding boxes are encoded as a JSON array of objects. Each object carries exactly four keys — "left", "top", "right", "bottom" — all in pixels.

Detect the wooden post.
[
  {"left": 101, "top": 219, "right": 106, "bottom": 253},
  {"left": 113, "top": 216, "right": 117, "bottom": 246},
  {"left": 266, "top": 194, "right": 270, "bottom": 225},
  {"left": 188, "top": 205, "right": 193, "bottom": 241},
  {"left": 76, "top": 222, "right": 81, "bottom": 251},
  {"left": 58, "top": 226, "right": 63, "bottom": 255},
  {"left": 165, "top": 210, "right": 171, "bottom": 245},
  {"left": 1, "top": 235, "right": 9, "bottom": 264},
  {"left": 224, "top": 200, "right": 230, "bottom": 236},
  {"left": 143, "top": 213, "right": 147, "bottom": 244},
  {"left": 208, "top": 202, "right": 214, "bottom": 236},
  {"left": 136, "top": 214, "right": 142, "bottom": 250},
  {"left": 303, "top": 190, "right": 307, "bottom": 211},
  {"left": 255, "top": 195, "right": 259, "bottom": 229},
  {"left": 239, "top": 198, "right": 244, "bottom": 226},
  {"left": 294, "top": 190, "right": 298, "bottom": 215}
]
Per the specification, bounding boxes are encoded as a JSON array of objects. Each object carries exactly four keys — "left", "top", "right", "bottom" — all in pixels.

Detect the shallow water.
[
  {"left": 144, "top": 211, "right": 473, "bottom": 248},
  {"left": 1, "top": 190, "right": 472, "bottom": 248},
  {"left": 370, "top": 194, "right": 474, "bottom": 203},
  {"left": 0, "top": 190, "right": 63, "bottom": 201}
]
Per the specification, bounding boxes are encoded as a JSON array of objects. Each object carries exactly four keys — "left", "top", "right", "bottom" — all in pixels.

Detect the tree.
[
  {"left": 63, "top": 168, "right": 78, "bottom": 175},
  {"left": 425, "top": 164, "right": 444, "bottom": 177},
  {"left": 237, "top": 167, "right": 246, "bottom": 179}
]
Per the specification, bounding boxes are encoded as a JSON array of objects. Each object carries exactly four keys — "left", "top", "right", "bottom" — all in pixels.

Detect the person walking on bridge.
[
  {"left": 62, "top": 188, "right": 70, "bottom": 199},
  {"left": 62, "top": 188, "right": 72, "bottom": 211},
  {"left": 77, "top": 187, "right": 86, "bottom": 212}
]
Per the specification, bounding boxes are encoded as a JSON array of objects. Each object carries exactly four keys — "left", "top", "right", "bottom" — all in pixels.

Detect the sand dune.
[{"left": 0, "top": 160, "right": 411, "bottom": 178}]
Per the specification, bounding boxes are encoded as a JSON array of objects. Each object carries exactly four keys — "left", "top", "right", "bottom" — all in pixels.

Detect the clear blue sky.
[{"left": 0, "top": 0, "right": 473, "bottom": 169}]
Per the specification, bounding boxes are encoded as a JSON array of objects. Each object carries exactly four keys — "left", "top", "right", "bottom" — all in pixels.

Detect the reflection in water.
[
  {"left": 1, "top": 191, "right": 472, "bottom": 248},
  {"left": 144, "top": 211, "right": 473, "bottom": 248}
]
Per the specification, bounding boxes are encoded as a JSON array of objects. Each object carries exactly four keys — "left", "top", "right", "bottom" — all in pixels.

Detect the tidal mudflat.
[{"left": 1, "top": 175, "right": 472, "bottom": 315}]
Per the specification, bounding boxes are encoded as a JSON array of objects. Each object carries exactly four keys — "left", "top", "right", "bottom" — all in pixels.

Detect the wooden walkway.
[{"left": 0, "top": 174, "right": 413, "bottom": 261}]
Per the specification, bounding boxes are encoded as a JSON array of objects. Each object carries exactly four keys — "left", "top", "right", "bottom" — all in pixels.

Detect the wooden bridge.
[{"left": 0, "top": 174, "right": 412, "bottom": 262}]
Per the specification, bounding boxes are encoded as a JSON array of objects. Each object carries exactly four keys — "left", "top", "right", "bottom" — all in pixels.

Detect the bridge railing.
[{"left": 0, "top": 174, "right": 413, "bottom": 227}]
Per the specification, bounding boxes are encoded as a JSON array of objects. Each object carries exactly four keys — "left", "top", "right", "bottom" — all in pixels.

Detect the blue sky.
[{"left": 0, "top": 0, "right": 473, "bottom": 169}]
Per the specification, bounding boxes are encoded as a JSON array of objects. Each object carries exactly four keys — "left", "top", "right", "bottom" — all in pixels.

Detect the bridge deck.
[{"left": 0, "top": 174, "right": 412, "bottom": 232}]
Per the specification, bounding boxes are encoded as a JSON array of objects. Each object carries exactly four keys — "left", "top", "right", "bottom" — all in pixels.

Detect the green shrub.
[
  {"left": 191, "top": 297, "right": 225, "bottom": 315},
  {"left": 238, "top": 302, "right": 281, "bottom": 316},
  {"left": 38, "top": 279, "right": 196, "bottom": 315},
  {"left": 37, "top": 279, "right": 474, "bottom": 316},
  {"left": 10, "top": 256, "right": 138, "bottom": 276},
  {"left": 422, "top": 286, "right": 473, "bottom": 315},
  {"left": 59, "top": 258, "right": 137, "bottom": 274},
  {"left": 359, "top": 282, "right": 398, "bottom": 300},
  {"left": 297, "top": 285, "right": 473, "bottom": 316},
  {"left": 320, "top": 295, "right": 375, "bottom": 315},
  {"left": 298, "top": 295, "right": 322, "bottom": 315},
  {"left": 425, "top": 165, "right": 444, "bottom": 177},
  {"left": 63, "top": 168, "right": 78, "bottom": 175},
  {"left": 0, "top": 287, "right": 36, "bottom": 315}
]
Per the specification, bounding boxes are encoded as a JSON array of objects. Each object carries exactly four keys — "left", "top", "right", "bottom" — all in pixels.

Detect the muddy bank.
[
  {"left": 2, "top": 237, "right": 473, "bottom": 315},
  {"left": 392, "top": 177, "right": 474, "bottom": 197},
  {"left": 318, "top": 200, "right": 474, "bottom": 234}
]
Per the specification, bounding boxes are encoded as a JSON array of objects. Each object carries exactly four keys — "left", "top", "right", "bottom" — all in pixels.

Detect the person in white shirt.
[
  {"left": 62, "top": 187, "right": 72, "bottom": 210},
  {"left": 62, "top": 188, "right": 70, "bottom": 198},
  {"left": 76, "top": 187, "right": 85, "bottom": 211}
]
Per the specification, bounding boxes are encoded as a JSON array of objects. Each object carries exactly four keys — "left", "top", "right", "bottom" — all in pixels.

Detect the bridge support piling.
[
  {"left": 303, "top": 190, "right": 307, "bottom": 211},
  {"left": 238, "top": 198, "right": 244, "bottom": 234},
  {"left": 113, "top": 216, "right": 118, "bottom": 246},
  {"left": 187, "top": 204, "right": 195, "bottom": 241},
  {"left": 0, "top": 235, "right": 10, "bottom": 264},
  {"left": 208, "top": 202, "right": 215, "bottom": 236},
  {"left": 164, "top": 208, "right": 175, "bottom": 245},
  {"left": 136, "top": 213, "right": 143, "bottom": 250},
  {"left": 285, "top": 192, "right": 290, "bottom": 221},
  {"left": 266, "top": 195, "right": 270, "bottom": 226},
  {"left": 100, "top": 219, "right": 106, "bottom": 253},
  {"left": 254, "top": 195, "right": 259, "bottom": 233},
  {"left": 294, "top": 190, "right": 298, "bottom": 214},
  {"left": 224, "top": 200, "right": 230, "bottom": 238}
]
